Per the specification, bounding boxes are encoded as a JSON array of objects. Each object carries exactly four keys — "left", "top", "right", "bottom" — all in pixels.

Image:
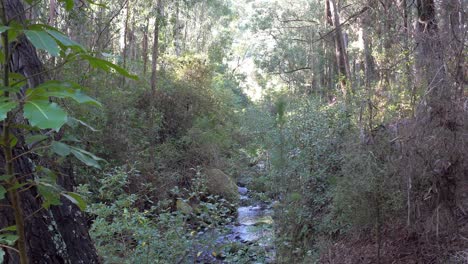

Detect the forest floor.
[{"left": 321, "top": 223, "right": 468, "bottom": 264}]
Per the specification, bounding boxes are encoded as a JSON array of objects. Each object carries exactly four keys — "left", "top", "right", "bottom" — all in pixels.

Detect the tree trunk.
[
  {"left": 150, "top": 0, "right": 162, "bottom": 93},
  {"left": 0, "top": 0, "right": 99, "bottom": 263},
  {"left": 121, "top": 1, "right": 130, "bottom": 87},
  {"left": 148, "top": 0, "right": 163, "bottom": 167},
  {"left": 327, "top": 0, "right": 352, "bottom": 100},
  {"left": 173, "top": 0, "right": 181, "bottom": 56},
  {"left": 415, "top": 0, "right": 445, "bottom": 95},
  {"left": 142, "top": 18, "right": 149, "bottom": 75}
]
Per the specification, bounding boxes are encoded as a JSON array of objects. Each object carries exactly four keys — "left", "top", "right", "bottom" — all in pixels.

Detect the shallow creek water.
[
  {"left": 193, "top": 186, "right": 275, "bottom": 263},
  {"left": 230, "top": 187, "right": 274, "bottom": 246}
]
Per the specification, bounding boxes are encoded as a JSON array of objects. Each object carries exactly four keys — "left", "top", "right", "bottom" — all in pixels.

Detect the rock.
[
  {"left": 203, "top": 169, "right": 240, "bottom": 203},
  {"left": 238, "top": 186, "right": 248, "bottom": 195}
]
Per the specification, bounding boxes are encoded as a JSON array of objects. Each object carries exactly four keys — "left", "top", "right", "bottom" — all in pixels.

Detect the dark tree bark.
[
  {"left": 0, "top": 0, "right": 99, "bottom": 263},
  {"left": 326, "top": 0, "right": 352, "bottom": 99}
]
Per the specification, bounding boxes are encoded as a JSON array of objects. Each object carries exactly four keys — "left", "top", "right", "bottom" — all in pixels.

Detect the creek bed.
[{"left": 191, "top": 186, "right": 275, "bottom": 263}]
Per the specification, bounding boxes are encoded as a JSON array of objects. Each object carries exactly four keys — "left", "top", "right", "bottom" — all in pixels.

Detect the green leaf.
[
  {"left": 0, "top": 226, "right": 16, "bottom": 232},
  {"left": 0, "top": 234, "right": 18, "bottom": 246},
  {"left": 24, "top": 101, "right": 67, "bottom": 131},
  {"left": 62, "top": 134, "right": 80, "bottom": 142},
  {"left": 0, "top": 185, "right": 6, "bottom": 200},
  {"left": 70, "top": 149, "right": 101, "bottom": 169},
  {"left": 81, "top": 55, "right": 138, "bottom": 79},
  {"left": 50, "top": 142, "right": 103, "bottom": 169},
  {"left": 8, "top": 134, "right": 17, "bottom": 148},
  {"left": 8, "top": 182, "right": 27, "bottom": 191},
  {"left": 67, "top": 117, "right": 99, "bottom": 132},
  {"left": 58, "top": 0, "right": 74, "bottom": 11},
  {"left": 24, "top": 30, "right": 60, "bottom": 57},
  {"left": 37, "top": 184, "right": 61, "bottom": 209},
  {"left": 25, "top": 134, "right": 49, "bottom": 145},
  {"left": 27, "top": 81, "right": 101, "bottom": 106},
  {"left": 0, "top": 248, "right": 4, "bottom": 263},
  {"left": 0, "top": 175, "right": 13, "bottom": 181},
  {"left": 36, "top": 166, "right": 57, "bottom": 184},
  {"left": 62, "top": 192, "right": 86, "bottom": 210},
  {"left": 45, "top": 29, "right": 84, "bottom": 51},
  {"left": 51, "top": 141, "right": 71, "bottom": 157},
  {"left": 0, "top": 101, "right": 17, "bottom": 121},
  {"left": 0, "top": 26, "right": 10, "bottom": 33}
]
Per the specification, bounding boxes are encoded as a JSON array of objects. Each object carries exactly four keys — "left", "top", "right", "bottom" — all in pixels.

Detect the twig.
[{"left": 0, "top": 243, "right": 19, "bottom": 253}]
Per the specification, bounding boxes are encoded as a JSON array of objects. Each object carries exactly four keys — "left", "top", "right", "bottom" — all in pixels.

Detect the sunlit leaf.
[
  {"left": 0, "top": 226, "right": 16, "bottom": 232},
  {"left": 24, "top": 30, "right": 60, "bottom": 57},
  {"left": 45, "top": 29, "right": 85, "bottom": 51},
  {"left": 81, "top": 55, "right": 138, "bottom": 79},
  {"left": 27, "top": 81, "right": 101, "bottom": 106},
  {"left": 62, "top": 192, "right": 87, "bottom": 210},
  {"left": 23, "top": 101, "right": 67, "bottom": 131}
]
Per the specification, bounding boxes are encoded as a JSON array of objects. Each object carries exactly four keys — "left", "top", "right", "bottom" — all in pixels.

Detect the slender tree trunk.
[
  {"left": 150, "top": 0, "right": 162, "bottom": 93},
  {"left": 173, "top": 0, "right": 181, "bottom": 56},
  {"left": 142, "top": 18, "right": 149, "bottom": 75},
  {"left": 327, "top": 0, "right": 352, "bottom": 100},
  {"left": 121, "top": 1, "right": 130, "bottom": 87},
  {"left": 149, "top": 0, "right": 163, "bottom": 166}
]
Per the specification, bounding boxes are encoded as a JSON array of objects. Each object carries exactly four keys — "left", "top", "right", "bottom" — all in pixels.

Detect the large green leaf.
[
  {"left": 45, "top": 29, "right": 83, "bottom": 50},
  {"left": 35, "top": 166, "right": 58, "bottom": 184},
  {"left": 51, "top": 141, "right": 71, "bottom": 157},
  {"left": 23, "top": 101, "right": 67, "bottom": 131},
  {"left": 1, "top": 226, "right": 16, "bottom": 232},
  {"left": 37, "top": 184, "right": 61, "bottom": 209},
  {"left": 24, "top": 30, "right": 60, "bottom": 57},
  {"left": 62, "top": 192, "right": 86, "bottom": 210},
  {"left": 50, "top": 141, "right": 104, "bottom": 168},
  {"left": 0, "top": 101, "right": 17, "bottom": 121},
  {"left": 67, "top": 117, "right": 99, "bottom": 131},
  {"left": 25, "top": 134, "right": 49, "bottom": 145},
  {"left": 70, "top": 149, "right": 101, "bottom": 169},
  {"left": 0, "top": 233, "right": 18, "bottom": 246},
  {"left": 27, "top": 81, "right": 101, "bottom": 106},
  {"left": 0, "top": 26, "right": 10, "bottom": 33},
  {"left": 81, "top": 55, "right": 138, "bottom": 79}
]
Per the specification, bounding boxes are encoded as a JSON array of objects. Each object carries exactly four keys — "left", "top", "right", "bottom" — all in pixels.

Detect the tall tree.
[
  {"left": 0, "top": 0, "right": 99, "bottom": 263},
  {"left": 326, "top": 0, "right": 352, "bottom": 99}
]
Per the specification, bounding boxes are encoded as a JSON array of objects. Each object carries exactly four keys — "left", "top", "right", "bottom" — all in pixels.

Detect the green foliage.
[
  {"left": 82, "top": 166, "right": 193, "bottom": 263},
  {"left": 82, "top": 165, "right": 242, "bottom": 263},
  {"left": 333, "top": 145, "right": 402, "bottom": 229}
]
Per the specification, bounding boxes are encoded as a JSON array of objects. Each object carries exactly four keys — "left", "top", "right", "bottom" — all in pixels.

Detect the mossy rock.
[{"left": 204, "top": 169, "right": 240, "bottom": 203}]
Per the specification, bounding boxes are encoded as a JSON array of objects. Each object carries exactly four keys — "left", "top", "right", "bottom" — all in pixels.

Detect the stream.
[{"left": 193, "top": 186, "right": 275, "bottom": 263}]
